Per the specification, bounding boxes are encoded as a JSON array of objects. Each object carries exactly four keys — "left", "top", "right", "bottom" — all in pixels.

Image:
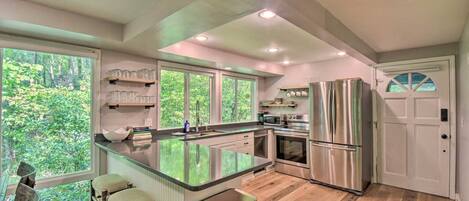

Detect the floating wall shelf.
[
  {"left": 107, "top": 76, "right": 157, "bottom": 87},
  {"left": 260, "top": 103, "right": 297, "bottom": 108},
  {"left": 279, "top": 86, "right": 308, "bottom": 91},
  {"left": 108, "top": 103, "right": 155, "bottom": 109}
]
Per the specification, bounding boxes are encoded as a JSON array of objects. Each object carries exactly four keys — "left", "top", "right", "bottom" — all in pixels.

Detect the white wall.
[
  {"left": 457, "top": 15, "right": 469, "bottom": 201},
  {"left": 100, "top": 50, "right": 157, "bottom": 130},
  {"left": 261, "top": 57, "right": 372, "bottom": 114}
]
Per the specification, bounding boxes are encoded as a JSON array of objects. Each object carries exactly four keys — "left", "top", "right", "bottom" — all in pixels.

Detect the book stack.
[{"left": 129, "top": 126, "right": 152, "bottom": 141}]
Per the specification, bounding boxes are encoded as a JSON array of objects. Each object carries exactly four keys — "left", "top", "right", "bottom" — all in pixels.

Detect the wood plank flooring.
[{"left": 241, "top": 172, "right": 451, "bottom": 201}]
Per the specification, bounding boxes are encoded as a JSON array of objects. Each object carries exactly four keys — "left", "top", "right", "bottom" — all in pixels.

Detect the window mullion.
[
  {"left": 184, "top": 72, "right": 190, "bottom": 122},
  {"left": 234, "top": 79, "right": 239, "bottom": 122}
]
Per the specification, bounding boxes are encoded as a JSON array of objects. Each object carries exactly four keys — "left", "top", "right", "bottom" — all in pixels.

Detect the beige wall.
[
  {"left": 261, "top": 57, "right": 372, "bottom": 114},
  {"left": 457, "top": 15, "right": 469, "bottom": 201},
  {"left": 100, "top": 50, "right": 157, "bottom": 130}
]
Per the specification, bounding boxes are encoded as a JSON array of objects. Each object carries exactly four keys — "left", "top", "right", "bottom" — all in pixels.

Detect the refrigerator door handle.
[
  {"left": 311, "top": 142, "right": 357, "bottom": 152},
  {"left": 330, "top": 85, "right": 336, "bottom": 140}
]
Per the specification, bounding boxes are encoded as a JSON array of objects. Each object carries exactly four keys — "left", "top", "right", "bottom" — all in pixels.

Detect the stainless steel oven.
[{"left": 274, "top": 130, "right": 310, "bottom": 179}]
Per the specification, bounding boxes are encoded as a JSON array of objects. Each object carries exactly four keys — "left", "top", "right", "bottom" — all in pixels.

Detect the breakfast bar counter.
[{"left": 95, "top": 134, "right": 271, "bottom": 201}]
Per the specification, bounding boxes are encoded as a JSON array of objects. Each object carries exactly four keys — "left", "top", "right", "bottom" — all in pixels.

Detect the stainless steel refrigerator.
[{"left": 309, "top": 78, "right": 372, "bottom": 194}]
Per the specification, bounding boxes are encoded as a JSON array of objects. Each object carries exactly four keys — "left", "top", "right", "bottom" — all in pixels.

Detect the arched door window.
[{"left": 386, "top": 72, "right": 436, "bottom": 93}]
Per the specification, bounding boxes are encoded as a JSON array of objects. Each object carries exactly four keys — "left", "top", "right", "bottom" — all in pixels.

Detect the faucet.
[{"left": 195, "top": 100, "right": 200, "bottom": 133}]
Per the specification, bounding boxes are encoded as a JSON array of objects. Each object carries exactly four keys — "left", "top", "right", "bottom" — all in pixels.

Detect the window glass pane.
[
  {"left": 394, "top": 73, "right": 409, "bottom": 87},
  {"left": 222, "top": 77, "right": 236, "bottom": 123},
  {"left": 411, "top": 72, "right": 427, "bottom": 89},
  {"left": 189, "top": 74, "right": 211, "bottom": 126},
  {"left": 237, "top": 79, "right": 254, "bottom": 121},
  {"left": 416, "top": 78, "right": 437, "bottom": 92},
  {"left": 1, "top": 48, "right": 92, "bottom": 183},
  {"left": 37, "top": 180, "right": 89, "bottom": 200},
  {"left": 160, "top": 70, "right": 185, "bottom": 128},
  {"left": 386, "top": 80, "right": 407, "bottom": 93}
]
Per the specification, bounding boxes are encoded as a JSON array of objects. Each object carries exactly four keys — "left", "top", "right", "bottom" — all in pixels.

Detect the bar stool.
[
  {"left": 91, "top": 174, "right": 131, "bottom": 201},
  {"left": 14, "top": 183, "right": 39, "bottom": 201},
  {"left": 108, "top": 188, "right": 153, "bottom": 201},
  {"left": 16, "top": 162, "right": 36, "bottom": 188}
]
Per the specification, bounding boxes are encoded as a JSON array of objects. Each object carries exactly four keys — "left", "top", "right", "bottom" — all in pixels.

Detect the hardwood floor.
[{"left": 241, "top": 172, "right": 451, "bottom": 201}]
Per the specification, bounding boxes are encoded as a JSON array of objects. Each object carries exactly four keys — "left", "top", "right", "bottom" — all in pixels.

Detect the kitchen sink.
[{"left": 179, "top": 129, "right": 227, "bottom": 140}]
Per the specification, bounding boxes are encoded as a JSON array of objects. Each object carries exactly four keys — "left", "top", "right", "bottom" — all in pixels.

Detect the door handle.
[{"left": 441, "top": 134, "right": 448, "bottom": 139}]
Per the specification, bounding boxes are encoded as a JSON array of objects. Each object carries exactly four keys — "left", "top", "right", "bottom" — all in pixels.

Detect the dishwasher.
[{"left": 254, "top": 130, "right": 269, "bottom": 158}]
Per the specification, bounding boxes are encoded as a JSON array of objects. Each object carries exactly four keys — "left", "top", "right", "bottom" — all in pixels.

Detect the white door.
[{"left": 376, "top": 60, "right": 450, "bottom": 197}]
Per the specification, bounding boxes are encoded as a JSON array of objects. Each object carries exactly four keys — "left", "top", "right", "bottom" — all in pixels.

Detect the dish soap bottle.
[{"left": 183, "top": 120, "right": 190, "bottom": 133}]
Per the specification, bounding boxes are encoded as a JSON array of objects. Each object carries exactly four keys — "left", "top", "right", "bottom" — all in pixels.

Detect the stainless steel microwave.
[{"left": 264, "top": 114, "right": 285, "bottom": 126}]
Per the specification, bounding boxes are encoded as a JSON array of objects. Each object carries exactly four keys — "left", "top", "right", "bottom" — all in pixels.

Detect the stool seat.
[
  {"left": 92, "top": 174, "right": 130, "bottom": 199},
  {"left": 108, "top": 188, "right": 153, "bottom": 201}
]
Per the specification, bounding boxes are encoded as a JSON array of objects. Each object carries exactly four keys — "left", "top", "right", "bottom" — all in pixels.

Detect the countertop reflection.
[{"left": 95, "top": 137, "right": 271, "bottom": 191}]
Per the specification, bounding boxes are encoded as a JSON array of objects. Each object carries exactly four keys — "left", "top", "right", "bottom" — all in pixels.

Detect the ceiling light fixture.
[
  {"left": 259, "top": 10, "right": 276, "bottom": 19},
  {"left": 267, "top": 47, "right": 279, "bottom": 53},
  {"left": 195, "top": 35, "right": 208, "bottom": 42},
  {"left": 282, "top": 60, "right": 290, "bottom": 65},
  {"left": 337, "top": 51, "right": 347, "bottom": 56},
  {"left": 224, "top": 67, "right": 232, "bottom": 70}
]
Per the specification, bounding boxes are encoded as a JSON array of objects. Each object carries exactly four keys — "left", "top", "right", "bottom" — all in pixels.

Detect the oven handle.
[
  {"left": 254, "top": 134, "right": 268, "bottom": 138},
  {"left": 275, "top": 132, "right": 308, "bottom": 139}
]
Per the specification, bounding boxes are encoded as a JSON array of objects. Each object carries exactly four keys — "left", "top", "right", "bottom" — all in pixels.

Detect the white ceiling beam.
[
  {"left": 126, "top": 0, "right": 264, "bottom": 49},
  {"left": 0, "top": 0, "right": 123, "bottom": 41},
  {"left": 160, "top": 41, "right": 284, "bottom": 76},
  {"left": 123, "top": 0, "right": 194, "bottom": 42},
  {"left": 262, "top": 0, "right": 378, "bottom": 65}
]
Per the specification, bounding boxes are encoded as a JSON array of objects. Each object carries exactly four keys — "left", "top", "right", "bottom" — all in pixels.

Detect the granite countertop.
[{"left": 95, "top": 135, "right": 271, "bottom": 191}]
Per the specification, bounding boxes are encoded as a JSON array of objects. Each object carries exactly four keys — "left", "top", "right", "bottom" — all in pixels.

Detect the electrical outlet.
[{"left": 145, "top": 118, "right": 152, "bottom": 127}]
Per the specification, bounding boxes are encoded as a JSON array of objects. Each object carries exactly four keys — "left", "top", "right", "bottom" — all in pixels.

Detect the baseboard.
[{"left": 454, "top": 193, "right": 461, "bottom": 201}]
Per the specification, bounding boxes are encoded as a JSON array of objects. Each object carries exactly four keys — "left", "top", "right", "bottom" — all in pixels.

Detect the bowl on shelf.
[{"left": 102, "top": 128, "right": 131, "bottom": 142}]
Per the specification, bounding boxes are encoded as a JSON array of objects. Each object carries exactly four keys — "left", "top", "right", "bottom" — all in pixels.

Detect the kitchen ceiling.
[
  {"left": 27, "top": 0, "right": 159, "bottom": 24},
  {"left": 186, "top": 11, "right": 343, "bottom": 65},
  {"left": 317, "top": 0, "right": 469, "bottom": 52}
]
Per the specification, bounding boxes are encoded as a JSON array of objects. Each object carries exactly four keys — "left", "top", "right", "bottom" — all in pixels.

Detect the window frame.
[
  {"left": 0, "top": 34, "right": 100, "bottom": 193},
  {"left": 157, "top": 62, "right": 216, "bottom": 129},
  {"left": 220, "top": 74, "right": 257, "bottom": 123}
]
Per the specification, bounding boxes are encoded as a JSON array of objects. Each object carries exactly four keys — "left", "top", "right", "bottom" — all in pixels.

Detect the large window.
[
  {"left": 0, "top": 48, "right": 95, "bottom": 197},
  {"left": 222, "top": 76, "right": 255, "bottom": 123},
  {"left": 160, "top": 69, "right": 212, "bottom": 128}
]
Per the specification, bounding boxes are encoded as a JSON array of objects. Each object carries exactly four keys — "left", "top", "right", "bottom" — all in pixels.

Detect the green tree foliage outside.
[
  {"left": 222, "top": 77, "right": 254, "bottom": 123},
  {"left": 160, "top": 70, "right": 211, "bottom": 128},
  {"left": 1, "top": 48, "right": 92, "bottom": 200}
]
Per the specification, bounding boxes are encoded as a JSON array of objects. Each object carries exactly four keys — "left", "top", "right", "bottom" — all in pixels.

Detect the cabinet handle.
[
  {"left": 244, "top": 142, "right": 249, "bottom": 145},
  {"left": 244, "top": 135, "right": 249, "bottom": 138}
]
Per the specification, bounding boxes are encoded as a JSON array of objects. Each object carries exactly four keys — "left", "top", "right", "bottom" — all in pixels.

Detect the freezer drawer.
[{"left": 310, "top": 142, "right": 362, "bottom": 191}]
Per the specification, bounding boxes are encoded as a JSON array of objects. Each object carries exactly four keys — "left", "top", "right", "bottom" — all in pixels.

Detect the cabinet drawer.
[
  {"left": 211, "top": 138, "right": 253, "bottom": 150},
  {"left": 214, "top": 132, "right": 253, "bottom": 145},
  {"left": 190, "top": 132, "right": 254, "bottom": 146}
]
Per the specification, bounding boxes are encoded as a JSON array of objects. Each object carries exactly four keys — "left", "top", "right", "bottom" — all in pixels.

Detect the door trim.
[{"left": 372, "top": 55, "right": 456, "bottom": 199}]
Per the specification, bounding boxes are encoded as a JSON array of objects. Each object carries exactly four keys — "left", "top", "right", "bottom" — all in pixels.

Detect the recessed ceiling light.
[
  {"left": 224, "top": 67, "right": 232, "bottom": 70},
  {"left": 337, "top": 51, "right": 347, "bottom": 56},
  {"left": 259, "top": 10, "right": 276, "bottom": 19},
  {"left": 267, "top": 47, "right": 279, "bottom": 53},
  {"left": 195, "top": 35, "right": 208, "bottom": 42},
  {"left": 282, "top": 60, "right": 290, "bottom": 65}
]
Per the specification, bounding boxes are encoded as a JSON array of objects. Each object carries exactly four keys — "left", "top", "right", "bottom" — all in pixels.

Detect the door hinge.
[{"left": 373, "top": 121, "right": 378, "bottom": 129}]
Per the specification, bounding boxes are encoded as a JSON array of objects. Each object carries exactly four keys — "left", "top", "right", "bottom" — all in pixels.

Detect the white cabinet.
[{"left": 191, "top": 132, "right": 254, "bottom": 155}]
